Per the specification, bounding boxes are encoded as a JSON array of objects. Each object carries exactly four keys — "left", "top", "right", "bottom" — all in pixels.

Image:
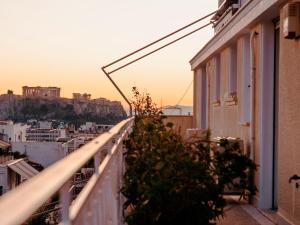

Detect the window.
[
  {"left": 213, "top": 55, "right": 221, "bottom": 106},
  {"left": 229, "top": 45, "right": 237, "bottom": 94},
  {"left": 226, "top": 44, "right": 238, "bottom": 105}
]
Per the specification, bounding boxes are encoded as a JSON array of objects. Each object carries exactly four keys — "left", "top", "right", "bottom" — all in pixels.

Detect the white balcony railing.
[{"left": 0, "top": 117, "right": 134, "bottom": 225}]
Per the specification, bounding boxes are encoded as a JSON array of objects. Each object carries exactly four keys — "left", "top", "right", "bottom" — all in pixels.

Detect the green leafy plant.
[
  {"left": 186, "top": 138, "right": 257, "bottom": 200},
  {"left": 121, "top": 87, "right": 256, "bottom": 225},
  {"left": 212, "top": 139, "right": 257, "bottom": 199}
]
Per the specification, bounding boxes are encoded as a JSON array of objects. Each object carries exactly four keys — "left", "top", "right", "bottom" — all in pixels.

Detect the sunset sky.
[{"left": 0, "top": 0, "right": 217, "bottom": 109}]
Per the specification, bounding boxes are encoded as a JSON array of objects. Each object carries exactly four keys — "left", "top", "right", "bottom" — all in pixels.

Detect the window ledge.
[
  {"left": 239, "top": 122, "right": 250, "bottom": 127},
  {"left": 212, "top": 100, "right": 221, "bottom": 107},
  {"left": 224, "top": 92, "right": 237, "bottom": 106},
  {"left": 225, "top": 99, "right": 237, "bottom": 106}
]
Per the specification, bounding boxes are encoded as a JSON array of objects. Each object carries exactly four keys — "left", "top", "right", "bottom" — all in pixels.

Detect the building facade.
[
  {"left": 190, "top": 0, "right": 300, "bottom": 224},
  {"left": 22, "top": 86, "right": 61, "bottom": 98},
  {"left": 0, "top": 121, "right": 29, "bottom": 143},
  {"left": 0, "top": 159, "right": 39, "bottom": 195},
  {"left": 11, "top": 142, "right": 69, "bottom": 168},
  {"left": 26, "top": 128, "right": 67, "bottom": 142},
  {"left": 38, "top": 121, "right": 52, "bottom": 129}
]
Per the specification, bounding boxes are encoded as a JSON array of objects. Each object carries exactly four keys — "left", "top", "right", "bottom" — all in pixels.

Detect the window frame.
[
  {"left": 213, "top": 55, "right": 221, "bottom": 106},
  {"left": 225, "top": 44, "right": 238, "bottom": 105}
]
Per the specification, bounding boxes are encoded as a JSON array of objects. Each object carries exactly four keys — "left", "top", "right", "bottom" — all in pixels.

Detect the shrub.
[{"left": 122, "top": 88, "right": 256, "bottom": 225}]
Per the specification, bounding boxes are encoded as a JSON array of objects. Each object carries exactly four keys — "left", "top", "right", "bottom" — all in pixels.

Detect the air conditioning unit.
[
  {"left": 283, "top": 2, "right": 300, "bottom": 39},
  {"left": 185, "top": 129, "right": 208, "bottom": 142}
]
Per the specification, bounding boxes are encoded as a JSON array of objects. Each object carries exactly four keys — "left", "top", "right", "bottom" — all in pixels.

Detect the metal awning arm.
[
  {"left": 101, "top": 10, "right": 217, "bottom": 117},
  {"left": 101, "top": 67, "right": 132, "bottom": 117}
]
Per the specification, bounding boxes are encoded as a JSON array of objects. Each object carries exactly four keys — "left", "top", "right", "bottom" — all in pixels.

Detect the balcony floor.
[{"left": 217, "top": 197, "right": 287, "bottom": 225}]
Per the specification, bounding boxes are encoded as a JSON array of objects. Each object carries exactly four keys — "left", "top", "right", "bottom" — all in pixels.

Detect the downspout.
[{"left": 250, "top": 31, "right": 258, "bottom": 203}]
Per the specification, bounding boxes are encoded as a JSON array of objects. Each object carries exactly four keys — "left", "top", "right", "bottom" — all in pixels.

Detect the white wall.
[
  {"left": 0, "top": 166, "right": 8, "bottom": 195},
  {"left": 11, "top": 142, "right": 68, "bottom": 168},
  {"left": 39, "top": 121, "right": 52, "bottom": 129},
  {"left": 59, "top": 129, "right": 67, "bottom": 138},
  {"left": 193, "top": 69, "right": 202, "bottom": 128},
  {"left": 0, "top": 123, "right": 29, "bottom": 142}
]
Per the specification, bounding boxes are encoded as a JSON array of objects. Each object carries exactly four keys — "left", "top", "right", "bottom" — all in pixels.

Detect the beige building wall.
[
  {"left": 192, "top": 1, "right": 300, "bottom": 222},
  {"left": 209, "top": 26, "right": 263, "bottom": 201},
  {"left": 208, "top": 47, "right": 240, "bottom": 138},
  {"left": 277, "top": 6, "right": 300, "bottom": 225},
  {"left": 192, "top": 22, "right": 274, "bottom": 209},
  {"left": 163, "top": 115, "right": 193, "bottom": 137}
]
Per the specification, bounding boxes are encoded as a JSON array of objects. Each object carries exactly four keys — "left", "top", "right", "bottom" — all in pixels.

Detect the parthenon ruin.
[{"left": 22, "top": 86, "right": 61, "bottom": 98}]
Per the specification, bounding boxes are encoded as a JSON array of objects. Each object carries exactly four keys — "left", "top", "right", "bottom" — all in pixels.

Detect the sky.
[{"left": 0, "top": 0, "right": 217, "bottom": 109}]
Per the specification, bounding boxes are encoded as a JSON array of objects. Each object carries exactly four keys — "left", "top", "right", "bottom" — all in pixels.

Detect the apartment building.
[
  {"left": 0, "top": 121, "right": 29, "bottom": 143},
  {"left": 0, "top": 159, "right": 39, "bottom": 196},
  {"left": 190, "top": 0, "right": 300, "bottom": 224},
  {"left": 12, "top": 142, "right": 68, "bottom": 168},
  {"left": 26, "top": 128, "right": 66, "bottom": 142}
]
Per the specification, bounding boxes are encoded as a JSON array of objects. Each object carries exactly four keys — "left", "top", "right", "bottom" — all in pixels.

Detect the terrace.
[
  {"left": 0, "top": 1, "right": 292, "bottom": 224},
  {"left": 0, "top": 115, "right": 284, "bottom": 225}
]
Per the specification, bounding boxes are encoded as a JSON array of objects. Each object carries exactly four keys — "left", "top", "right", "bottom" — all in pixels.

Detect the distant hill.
[{"left": 0, "top": 94, "right": 127, "bottom": 125}]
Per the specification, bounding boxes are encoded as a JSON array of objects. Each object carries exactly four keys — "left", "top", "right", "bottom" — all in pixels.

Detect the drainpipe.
[
  {"left": 249, "top": 31, "right": 258, "bottom": 203},
  {"left": 250, "top": 31, "right": 258, "bottom": 160}
]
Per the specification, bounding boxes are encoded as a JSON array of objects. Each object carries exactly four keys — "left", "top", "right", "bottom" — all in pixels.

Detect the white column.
[
  {"left": 193, "top": 67, "right": 208, "bottom": 129},
  {"left": 193, "top": 69, "right": 202, "bottom": 128},
  {"left": 240, "top": 35, "right": 251, "bottom": 124},
  {"left": 258, "top": 21, "right": 275, "bottom": 209},
  {"left": 200, "top": 67, "right": 207, "bottom": 129}
]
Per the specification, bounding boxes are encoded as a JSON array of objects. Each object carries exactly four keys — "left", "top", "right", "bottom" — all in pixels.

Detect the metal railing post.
[{"left": 60, "top": 181, "right": 71, "bottom": 225}]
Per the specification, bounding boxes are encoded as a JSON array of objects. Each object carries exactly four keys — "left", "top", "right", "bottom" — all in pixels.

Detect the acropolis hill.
[{"left": 0, "top": 87, "right": 127, "bottom": 125}]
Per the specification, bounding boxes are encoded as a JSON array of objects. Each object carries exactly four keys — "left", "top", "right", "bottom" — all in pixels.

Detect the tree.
[{"left": 7, "top": 90, "right": 13, "bottom": 95}]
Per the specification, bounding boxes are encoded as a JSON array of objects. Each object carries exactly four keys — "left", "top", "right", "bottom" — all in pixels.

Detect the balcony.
[
  {"left": 0, "top": 115, "right": 194, "bottom": 225},
  {"left": 0, "top": 116, "right": 280, "bottom": 225},
  {"left": 212, "top": 0, "right": 240, "bottom": 33}
]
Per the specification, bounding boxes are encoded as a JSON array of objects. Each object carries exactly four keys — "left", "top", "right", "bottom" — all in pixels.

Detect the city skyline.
[{"left": 0, "top": 0, "right": 217, "bottom": 108}]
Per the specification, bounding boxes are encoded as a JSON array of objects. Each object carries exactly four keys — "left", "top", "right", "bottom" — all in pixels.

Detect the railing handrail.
[{"left": 0, "top": 117, "right": 134, "bottom": 225}]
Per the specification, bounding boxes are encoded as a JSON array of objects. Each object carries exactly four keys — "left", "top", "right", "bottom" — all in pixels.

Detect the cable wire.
[
  {"left": 176, "top": 79, "right": 193, "bottom": 107},
  {"left": 101, "top": 10, "right": 217, "bottom": 116},
  {"left": 164, "top": 79, "right": 193, "bottom": 115},
  {"left": 105, "top": 22, "right": 212, "bottom": 75},
  {"left": 102, "top": 10, "right": 217, "bottom": 70}
]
